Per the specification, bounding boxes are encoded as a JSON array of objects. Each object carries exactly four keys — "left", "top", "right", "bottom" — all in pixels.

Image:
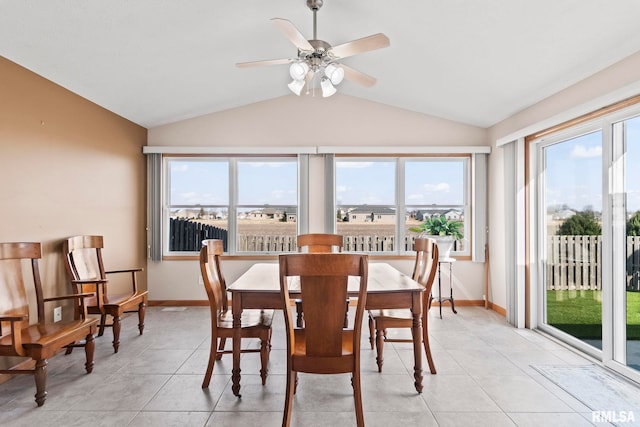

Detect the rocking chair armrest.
[
  {"left": 105, "top": 268, "right": 142, "bottom": 293},
  {"left": 0, "top": 315, "right": 27, "bottom": 356},
  {"left": 43, "top": 292, "right": 95, "bottom": 303},
  {"left": 105, "top": 268, "right": 143, "bottom": 275}
]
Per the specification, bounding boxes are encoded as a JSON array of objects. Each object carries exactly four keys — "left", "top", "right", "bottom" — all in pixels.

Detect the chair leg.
[
  {"left": 260, "top": 333, "right": 269, "bottom": 385},
  {"left": 202, "top": 333, "right": 217, "bottom": 388},
  {"left": 422, "top": 314, "right": 436, "bottom": 375},
  {"left": 65, "top": 344, "right": 74, "bottom": 355},
  {"left": 97, "top": 314, "right": 107, "bottom": 337},
  {"left": 216, "top": 337, "right": 226, "bottom": 360},
  {"left": 85, "top": 332, "right": 95, "bottom": 374},
  {"left": 137, "top": 300, "right": 146, "bottom": 335},
  {"left": 375, "top": 327, "right": 384, "bottom": 373},
  {"left": 352, "top": 370, "right": 365, "bottom": 427},
  {"left": 367, "top": 314, "right": 375, "bottom": 350},
  {"left": 34, "top": 359, "right": 48, "bottom": 407},
  {"left": 111, "top": 315, "right": 121, "bottom": 353},
  {"left": 283, "top": 369, "right": 296, "bottom": 427}
]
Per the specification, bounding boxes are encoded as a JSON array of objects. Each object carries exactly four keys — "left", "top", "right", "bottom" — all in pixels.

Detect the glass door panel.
[
  {"left": 543, "top": 130, "right": 603, "bottom": 349},
  {"left": 625, "top": 116, "right": 640, "bottom": 369}
]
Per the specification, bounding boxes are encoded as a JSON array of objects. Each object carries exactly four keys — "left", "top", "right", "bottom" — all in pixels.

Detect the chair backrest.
[
  {"left": 199, "top": 240, "right": 228, "bottom": 323},
  {"left": 412, "top": 237, "right": 439, "bottom": 297},
  {"left": 296, "top": 233, "right": 343, "bottom": 253},
  {"left": 279, "top": 253, "right": 368, "bottom": 358},
  {"left": 63, "top": 236, "right": 106, "bottom": 293},
  {"left": 0, "top": 242, "right": 43, "bottom": 334}
]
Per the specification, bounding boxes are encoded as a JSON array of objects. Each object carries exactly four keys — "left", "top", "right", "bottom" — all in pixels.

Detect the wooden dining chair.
[
  {"left": 368, "top": 237, "right": 438, "bottom": 374},
  {"left": 200, "top": 239, "right": 273, "bottom": 388},
  {"left": 295, "top": 233, "right": 346, "bottom": 327},
  {"left": 0, "top": 242, "right": 98, "bottom": 406},
  {"left": 279, "top": 253, "right": 368, "bottom": 427},
  {"left": 63, "top": 235, "right": 148, "bottom": 353},
  {"left": 296, "top": 233, "right": 343, "bottom": 253}
]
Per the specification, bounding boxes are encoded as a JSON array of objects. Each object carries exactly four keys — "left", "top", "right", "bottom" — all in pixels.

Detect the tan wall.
[{"left": 0, "top": 56, "right": 147, "bottom": 328}]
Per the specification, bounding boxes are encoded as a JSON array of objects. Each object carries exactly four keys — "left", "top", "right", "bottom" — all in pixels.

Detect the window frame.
[
  {"left": 163, "top": 155, "right": 301, "bottom": 256},
  {"left": 334, "top": 155, "right": 472, "bottom": 256}
]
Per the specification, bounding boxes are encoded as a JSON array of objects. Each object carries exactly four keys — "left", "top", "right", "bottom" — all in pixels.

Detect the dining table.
[{"left": 227, "top": 261, "right": 425, "bottom": 397}]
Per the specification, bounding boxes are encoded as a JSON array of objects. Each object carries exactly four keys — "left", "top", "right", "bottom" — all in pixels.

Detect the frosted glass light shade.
[{"left": 324, "top": 63, "right": 344, "bottom": 85}]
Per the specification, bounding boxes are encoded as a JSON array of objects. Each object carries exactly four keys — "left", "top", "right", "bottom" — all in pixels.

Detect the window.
[
  {"left": 335, "top": 156, "right": 470, "bottom": 254},
  {"left": 165, "top": 156, "right": 299, "bottom": 255}
]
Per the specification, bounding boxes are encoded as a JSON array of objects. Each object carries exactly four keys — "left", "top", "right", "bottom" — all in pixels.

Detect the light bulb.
[
  {"left": 289, "top": 62, "right": 309, "bottom": 81},
  {"left": 321, "top": 78, "right": 337, "bottom": 97},
  {"left": 324, "top": 63, "right": 344, "bottom": 85},
  {"left": 288, "top": 79, "right": 306, "bottom": 96}
]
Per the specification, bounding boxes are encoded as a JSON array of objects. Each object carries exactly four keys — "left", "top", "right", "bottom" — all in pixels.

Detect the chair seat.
[
  {"left": 369, "top": 308, "right": 412, "bottom": 320},
  {"left": 0, "top": 318, "right": 98, "bottom": 359},
  {"left": 84, "top": 290, "right": 147, "bottom": 307},
  {"left": 218, "top": 309, "right": 274, "bottom": 330}
]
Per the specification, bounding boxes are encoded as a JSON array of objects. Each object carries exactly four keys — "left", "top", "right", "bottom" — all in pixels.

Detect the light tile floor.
[{"left": 0, "top": 306, "right": 629, "bottom": 426}]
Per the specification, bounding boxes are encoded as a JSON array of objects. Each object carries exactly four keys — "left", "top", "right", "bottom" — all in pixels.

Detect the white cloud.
[
  {"left": 407, "top": 194, "right": 424, "bottom": 201},
  {"left": 570, "top": 144, "right": 602, "bottom": 158},
  {"left": 423, "top": 182, "right": 450, "bottom": 192},
  {"left": 336, "top": 185, "right": 349, "bottom": 193}
]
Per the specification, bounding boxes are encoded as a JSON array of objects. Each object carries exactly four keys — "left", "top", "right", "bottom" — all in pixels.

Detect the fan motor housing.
[{"left": 306, "top": 0, "right": 323, "bottom": 11}]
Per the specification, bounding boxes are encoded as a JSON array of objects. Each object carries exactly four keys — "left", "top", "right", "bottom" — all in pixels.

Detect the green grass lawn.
[{"left": 547, "top": 290, "right": 640, "bottom": 339}]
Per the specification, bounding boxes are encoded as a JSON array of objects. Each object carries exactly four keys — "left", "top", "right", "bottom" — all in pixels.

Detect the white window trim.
[
  {"left": 334, "top": 156, "right": 473, "bottom": 256},
  {"left": 162, "top": 155, "right": 303, "bottom": 256}
]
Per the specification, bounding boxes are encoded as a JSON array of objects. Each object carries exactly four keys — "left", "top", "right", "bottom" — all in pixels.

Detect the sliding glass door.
[
  {"left": 540, "top": 129, "right": 603, "bottom": 350},
  {"left": 623, "top": 116, "right": 640, "bottom": 370},
  {"left": 534, "top": 107, "right": 640, "bottom": 378}
]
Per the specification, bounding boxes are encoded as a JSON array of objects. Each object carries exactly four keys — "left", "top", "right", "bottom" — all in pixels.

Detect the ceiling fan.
[{"left": 236, "top": 0, "right": 390, "bottom": 97}]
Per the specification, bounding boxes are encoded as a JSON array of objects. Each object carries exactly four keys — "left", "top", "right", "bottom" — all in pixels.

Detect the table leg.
[
  {"left": 449, "top": 262, "right": 458, "bottom": 315},
  {"left": 411, "top": 305, "right": 424, "bottom": 393},
  {"left": 232, "top": 296, "right": 242, "bottom": 397},
  {"left": 437, "top": 262, "right": 443, "bottom": 319}
]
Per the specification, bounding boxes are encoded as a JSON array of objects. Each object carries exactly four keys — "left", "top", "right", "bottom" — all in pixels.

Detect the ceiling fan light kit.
[{"left": 237, "top": 0, "right": 389, "bottom": 97}]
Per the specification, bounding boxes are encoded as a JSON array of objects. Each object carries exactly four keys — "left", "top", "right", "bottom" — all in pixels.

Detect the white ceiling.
[{"left": 2, "top": 0, "right": 640, "bottom": 129}]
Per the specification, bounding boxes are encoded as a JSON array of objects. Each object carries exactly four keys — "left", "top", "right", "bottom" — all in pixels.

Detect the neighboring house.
[
  {"left": 415, "top": 209, "right": 463, "bottom": 221},
  {"left": 443, "top": 209, "right": 463, "bottom": 220},
  {"left": 246, "top": 207, "right": 297, "bottom": 222},
  {"left": 552, "top": 209, "right": 577, "bottom": 220},
  {"left": 348, "top": 207, "right": 397, "bottom": 223}
]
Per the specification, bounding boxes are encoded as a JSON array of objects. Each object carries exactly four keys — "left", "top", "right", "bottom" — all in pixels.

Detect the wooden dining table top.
[{"left": 227, "top": 261, "right": 425, "bottom": 295}]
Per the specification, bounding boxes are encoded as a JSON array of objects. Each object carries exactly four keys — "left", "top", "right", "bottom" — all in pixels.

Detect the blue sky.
[
  {"left": 336, "top": 160, "right": 465, "bottom": 206},
  {"left": 170, "top": 158, "right": 466, "bottom": 209},
  {"left": 169, "top": 160, "right": 297, "bottom": 206},
  {"left": 545, "top": 115, "right": 640, "bottom": 213}
]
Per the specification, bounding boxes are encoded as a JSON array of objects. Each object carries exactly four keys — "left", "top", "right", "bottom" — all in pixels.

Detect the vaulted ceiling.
[{"left": 2, "top": 0, "right": 640, "bottom": 129}]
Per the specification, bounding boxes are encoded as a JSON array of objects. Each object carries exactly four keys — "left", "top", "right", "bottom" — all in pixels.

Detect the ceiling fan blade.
[
  {"left": 340, "top": 64, "right": 377, "bottom": 87},
  {"left": 271, "top": 18, "right": 314, "bottom": 52},
  {"left": 236, "top": 58, "right": 292, "bottom": 68},
  {"left": 330, "top": 33, "right": 390, "bottom": 59}
]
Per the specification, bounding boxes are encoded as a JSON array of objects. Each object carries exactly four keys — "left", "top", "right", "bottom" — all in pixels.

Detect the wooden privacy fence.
[
  {"left": 236, "top": 235, "right": 460, "bottom": 252},
  {"left": 169, "top": 218, "right": 228, "bottom": 251},
  {"left": 170, "top": 225, "right": 463, "bottom": 253},
  {"left": 236, "top": 235, "right": 402, "bottom": 252},
  {"left": 546, "top": 235, "right": 640, "bottom": 291}
]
